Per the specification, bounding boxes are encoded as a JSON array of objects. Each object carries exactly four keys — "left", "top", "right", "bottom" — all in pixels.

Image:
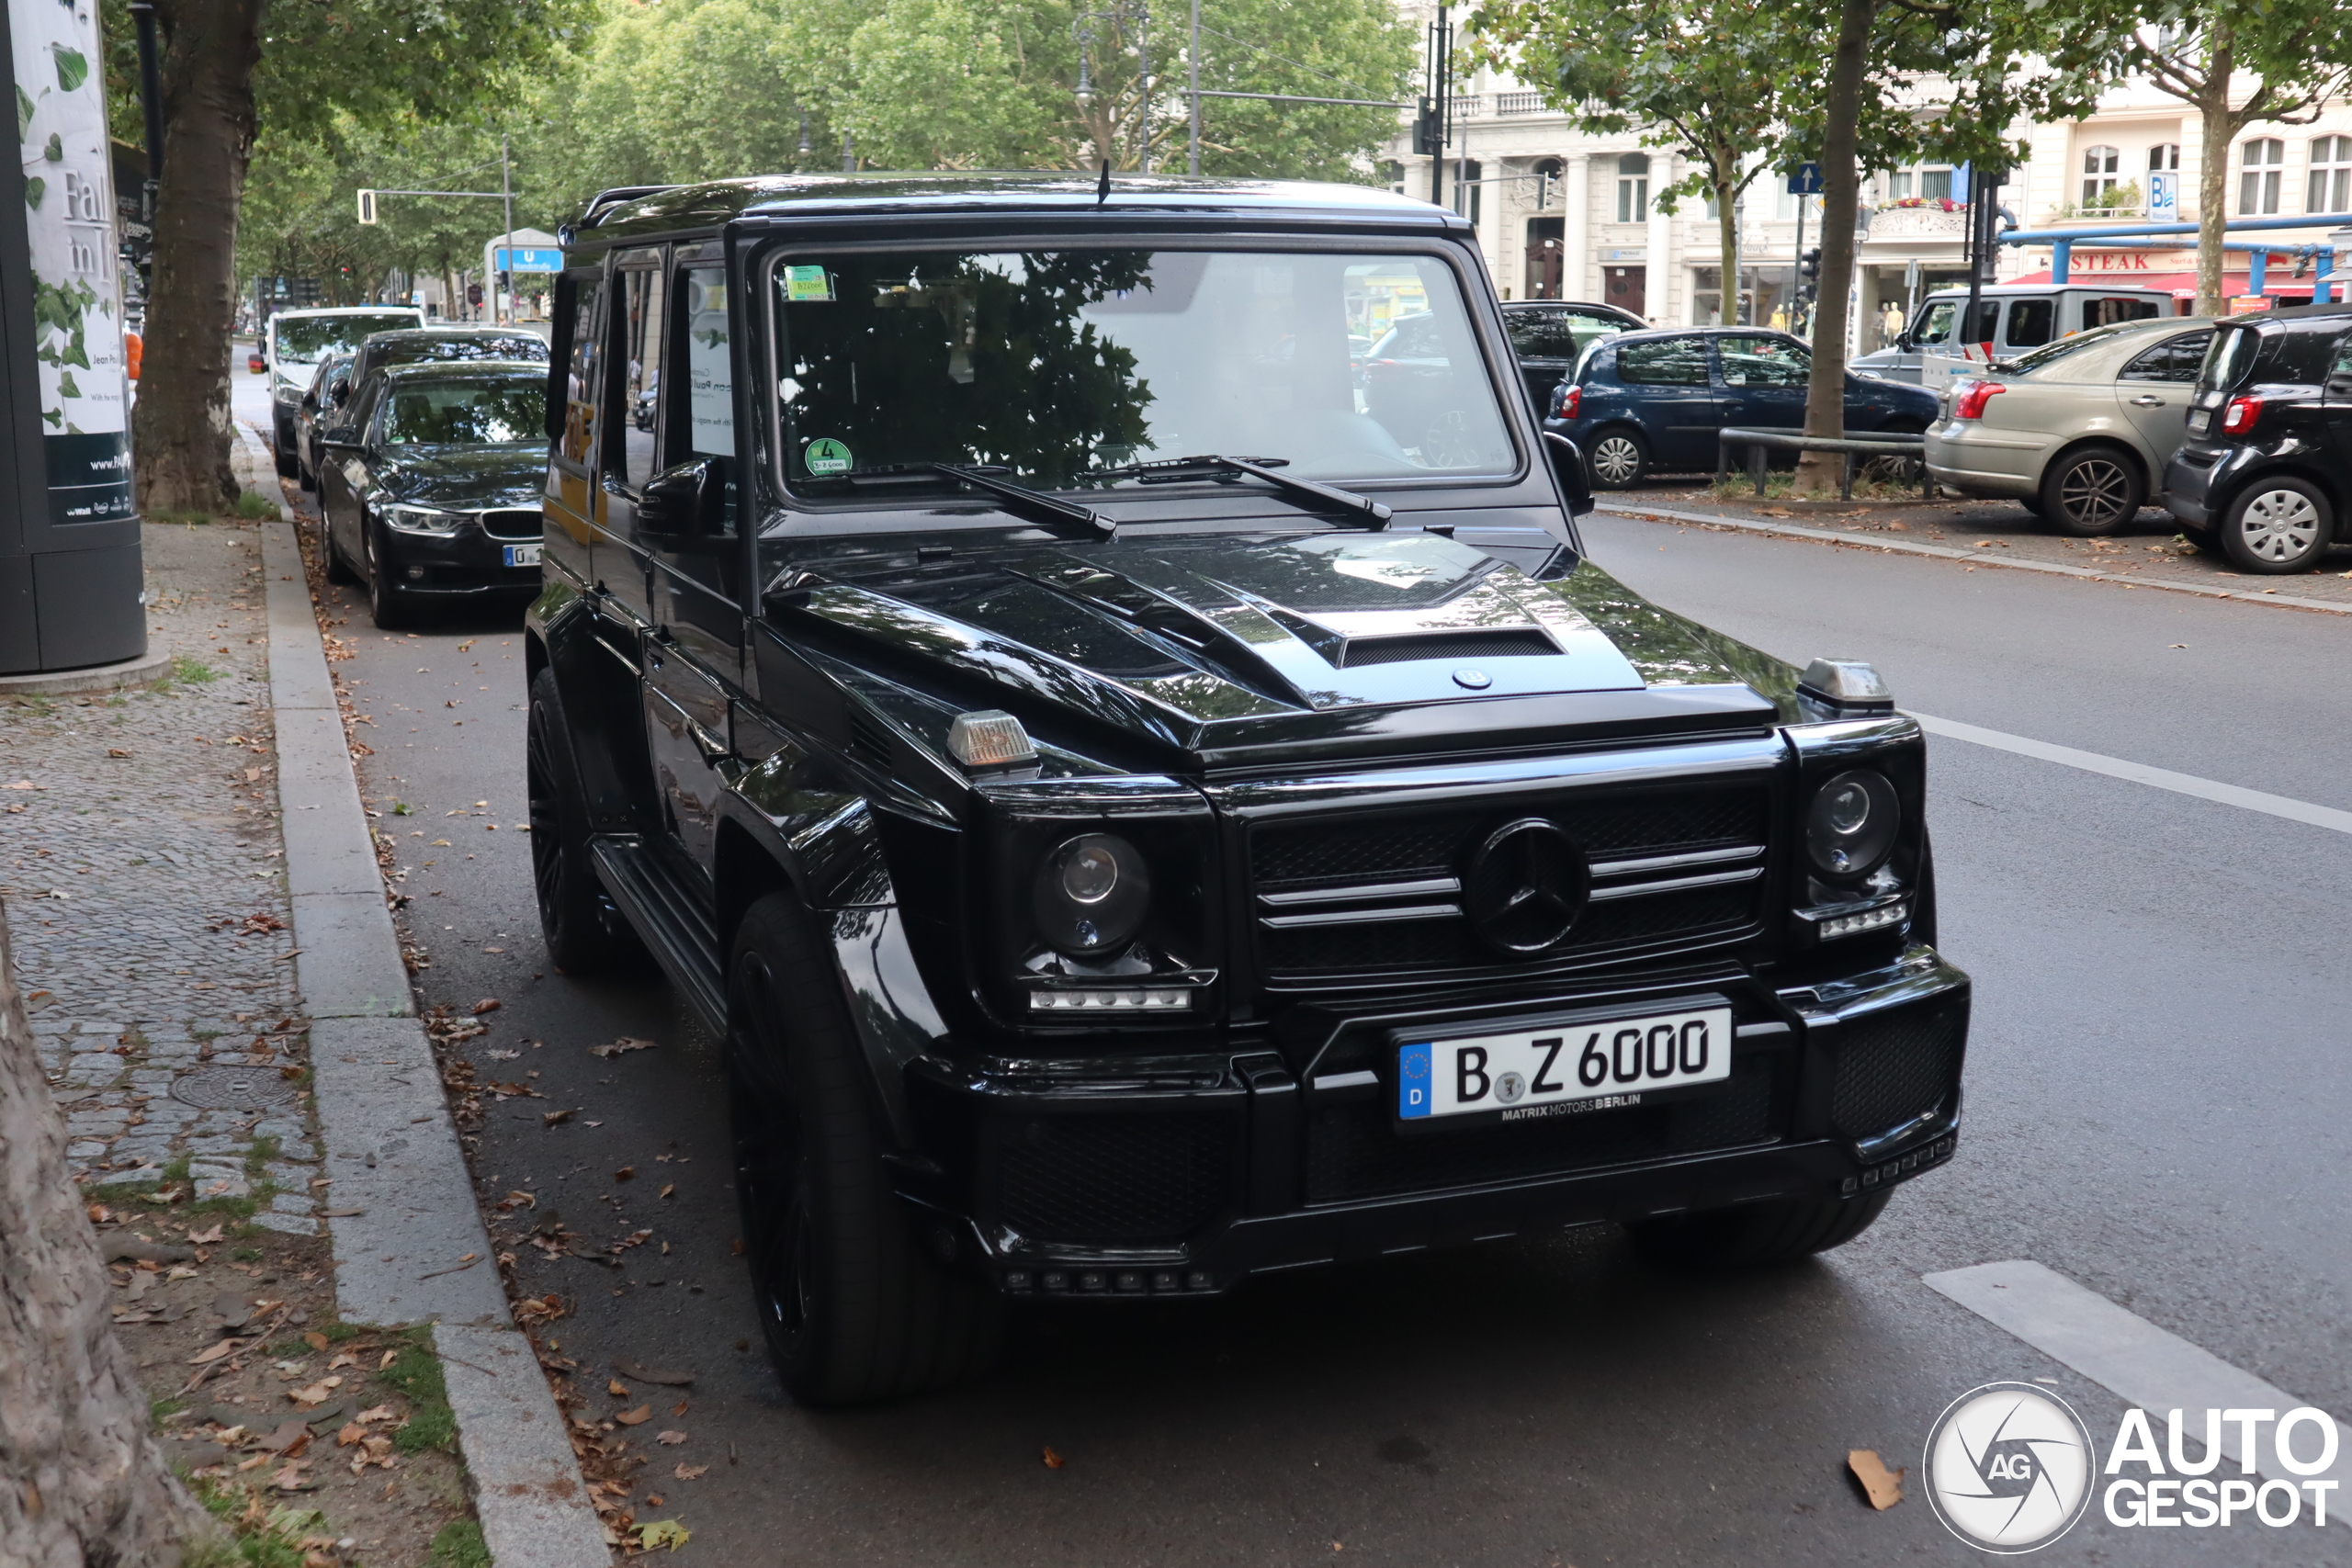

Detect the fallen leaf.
[
  {"left": 614, "top": 1357, "right": 693, "bottom": 1386},
  {"left": 356, "top": 1404, "right": 394, "bottom": 1423},
  {"left": 589, "top": 1037, "right": 658, "bottom": 1058},
  {"left": 615, "top": 1404, "right": 652, "bottom": 1426},
  {"left": 336, "top": 1423, "right": 365, "bottom": 1447},
  {"left": 303, "top": 1331, "right": 329, "bottom": 1351},
  {"left": 379, "top": 1350, "right": 397, "bottom": 1371},
  {"left": 108, "top": 748, "right": 132, "bottom": 758},
  {"left": 673, "top": 1462, "right": 708, "bottom": 1481},
  {"left": 189, "top": 1339, "right": 237, "bottom": 1366},
  {"left": 615, "top": 1167, "right": 636, "bottom": 1181},
  {"left": 543, "top": 1108, "right": 577, "bottom": 1127},
  {"left": 329, "top": 1351, "right": 359, "bottom": 1371},
  {"left": 487, "top": 1048, "right": 521, "bottom": 1061},
  {"left": 636, "top": 1520, "right": 690, "bottom": 1551},
  {"left": 1848, "top": 1449, "right": 1905, "bottom": 1510},
  {"left": 1043, "top": 1445, "right": 1066, "bottom": 1469},
  {"left": 187, "top": 1223, "right": 224, "bottom": 1245},
  {"left": 656, "top": 1430, "right": 687, "bottom": 1446},
  {"left": 659, "top": 1183, "right": 675, "bottom": 1200},
  {"left": 288, "top": 1382, "right": 335, "bottom": 1406},
  {"left": 672, "top": 1399, "right": 689, "bottom": 1417},
  {"left": 472, "top": 998, "right": 502, "bottom": 1014}
]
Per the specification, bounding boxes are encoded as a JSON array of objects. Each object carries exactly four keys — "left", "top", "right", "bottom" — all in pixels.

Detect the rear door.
[
  {"left": 2114, "top": 328, "right": 2212, "bottom": 479},
  {"left": 1714, "top": 333, "right": 1809, "bottom": 431},
  {"left": 1611, "top": 335, "right": 1726, "bottom": 468}
]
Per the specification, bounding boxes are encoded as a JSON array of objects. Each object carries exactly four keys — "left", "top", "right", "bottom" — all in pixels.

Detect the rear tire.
[
  {"left": 1586, "top": 428, "right": 1648, "bottom": 489},
  {"left": 2041, "top": 446, "right": 2145, "bottom": 536},
  {"left": 526, "top": 668, "right": 653, "bottom": 975},
  {"left": 2219, "top": 479, "right": 2333, "bottom": 573},
  {"left": 1626, "top": 1190, "right": 1892, "bottom": 1267},
  {"left": 729, "top": 893, "right": 1001, "bottom": 1405}
]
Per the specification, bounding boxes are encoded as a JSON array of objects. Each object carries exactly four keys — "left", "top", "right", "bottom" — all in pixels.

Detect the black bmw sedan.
[{"left": 316, "top": 362, "right": 548, "bottom": 628}]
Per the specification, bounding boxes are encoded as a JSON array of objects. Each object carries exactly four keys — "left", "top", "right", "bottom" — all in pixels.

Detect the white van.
[
  {"left": 1852, "top": 284, "right": 2177, "bottom": 384},
  {"left": 262, "top": 305, "right": 424, "bottom": 476}
]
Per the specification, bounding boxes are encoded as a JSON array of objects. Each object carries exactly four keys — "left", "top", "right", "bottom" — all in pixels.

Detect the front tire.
[
  {"left": 274, "top": 432, "right": 299, "bottom": 479},
  {"left": 729, "top": 893, "right": 1000, "bottom": 1405},
  {"left": 526, "top": 668, "right": 652, "bottom": 975},
  {"left": 322, "top": 524, "right": 359, "bottom": 586},
  {"left": 364, "top": 524, "right": 413, "bottom": 630},
  {"left": 2041, "top": 446, "right": 2145, "bottom": 536},
  {"left": 1586, "top": 428, "right": 1648, "bottom": 489},
  {"left": 2220, "top": 479, "right": 2333, "bottom": 573},
  {"left": 1626, "top": 1190, "right": 1892, "bottom": 1267}
]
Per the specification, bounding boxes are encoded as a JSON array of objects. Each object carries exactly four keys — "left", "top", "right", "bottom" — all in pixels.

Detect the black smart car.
[
  {"left": 2165, "top": 302, "right": 2352, "bottom": 573},
  {"left": 317, "top": 361, "right": 548, "bottom": 627},
  {"left": 527, "top": 175, "right": 1969, "bottom": 1406},
  {"left": 301, "top": 326, "right": 551, "bottom": 491}
]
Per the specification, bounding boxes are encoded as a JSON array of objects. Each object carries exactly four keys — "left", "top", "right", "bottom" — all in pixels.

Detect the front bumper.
[
  {"left": 377, "top": 520, "right": 543, "bottom": 596},
  {"left": 899, "top": 946, "right": 1969, "bottom": 1298}
]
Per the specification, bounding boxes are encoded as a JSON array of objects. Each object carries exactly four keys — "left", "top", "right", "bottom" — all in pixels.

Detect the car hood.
[
  {"left": 770, "top": 529, "right": 1794, "bottom": 770},
  {"left": 372, "top": 444, "right": 547, "bottom": 510}
]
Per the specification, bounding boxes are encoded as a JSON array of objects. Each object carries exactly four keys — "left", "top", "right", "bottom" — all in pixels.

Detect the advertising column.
[{"left": 4, "top": 0, "right": 145, "bottom": 673}]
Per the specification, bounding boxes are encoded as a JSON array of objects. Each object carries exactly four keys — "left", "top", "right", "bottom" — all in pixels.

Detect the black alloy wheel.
[
  {"left": 727, "top": 892, "right": 1001, "bottom": 1405},
  {"left": 1586, "top": 428, "right": 1648, "bottom": 489},
  {"left": 2219, "top": 479, "right": 2334, "bottom": 574},
  {"left": 2041, "top": 446, "right": 2145, "bottom": 536},
  {"left": 1859, "top": 421, "right": 1927, "bottom": 489},
  {"left": 363, "top": 523, "right": 413, "bottom": 630},
  {"left": 1625, "top": 1189, "right": 1892, "bottom": 1267},
  {"left": 525, "top": 668, "right": 651, "bottom": 974}
]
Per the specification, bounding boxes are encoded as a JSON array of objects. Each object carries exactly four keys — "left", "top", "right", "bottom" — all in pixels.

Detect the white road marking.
[
  {"left": 1925, "top": 1260, "right": 2349, "bottom": 1512},
  {"left": 1912, "top": 712, "right": 2352, "bottom": 838}
]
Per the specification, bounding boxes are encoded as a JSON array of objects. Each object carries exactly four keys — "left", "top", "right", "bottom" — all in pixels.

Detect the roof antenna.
[{"left": 1096, "top": 158, "right": 1112, "bottom": 205}]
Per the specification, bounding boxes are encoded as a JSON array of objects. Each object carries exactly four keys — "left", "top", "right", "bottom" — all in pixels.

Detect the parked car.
[
  {"left": 528, "top": 174, "right": 1968, "bottom": 1406},
  {"left": 1925, "top": 316, "right": 2217, "bottom": 535},
  {"left": 2165, "top": 301, "right": 2352, "bottom": 573},
  {"left": 1544, "top": 328, "right": 1939, "bottom": 487},
  {"left": 302, "top": 326, "right": 552, "bottom": 489},
  {"left": 292, "top": 349, "right": 358, "bottom": 491},
  {"left": 264, "top": 305, "right": 425, "bottom": 476},
  {"left": 1499, "top": 299, "right": 1646, "bottom": 410},
  {"left": 1357, "top": 310, "right": 1515, "bottom": 468},
  {"left": 1852, "top": 284, "right": 2176, "bottom": 384},
  {"left": 315, "top": 362, "right": 548, "bottom": 627}
]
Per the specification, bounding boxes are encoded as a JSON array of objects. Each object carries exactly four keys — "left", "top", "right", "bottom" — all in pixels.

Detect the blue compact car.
[{"left": 1543, "top": 328, "right": 1941, "bottom": 487}]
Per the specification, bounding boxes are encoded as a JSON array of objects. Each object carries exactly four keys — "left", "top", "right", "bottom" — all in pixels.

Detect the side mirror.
[
  {"left": 1542, "top": 431, "right": 1594, "bottom": 518},
  {"left": 638, "top": 457, "right": 733, "bottom": 544},
  {"left": 330, "top": 374, "right": 351, "bottom": 402}
]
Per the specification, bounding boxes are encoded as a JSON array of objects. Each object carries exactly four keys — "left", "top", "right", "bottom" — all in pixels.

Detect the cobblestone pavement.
[
  {"left": 1606, "top": 480, "right": 2352, "bottom": 606},
  {"left": 0, "top": 518, "right": 321, "bottom": 1231}
]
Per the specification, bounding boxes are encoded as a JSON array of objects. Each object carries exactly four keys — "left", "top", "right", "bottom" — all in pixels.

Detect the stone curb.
[
  {"left": 1595, "top": 502, "right": 2352, "bottom": 616},
  {"left": 235, "top": 422, "right": 609, "bottom": 1567},
  {"left": 0, "top": 649, "right": 176, "bottom": 695}
]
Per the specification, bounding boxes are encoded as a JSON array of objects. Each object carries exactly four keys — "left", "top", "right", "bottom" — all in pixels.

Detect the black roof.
[
  {"left": 2245, "top": 299, "right": 2352, "bottom": 325},
  {"left": 568, "top": 173, "right": 1465, "bottom": 248}
]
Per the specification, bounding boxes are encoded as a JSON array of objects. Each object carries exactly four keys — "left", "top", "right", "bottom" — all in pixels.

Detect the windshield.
[
  {"left": 272, "top": 313, "right": 419, "bottom": 363},
  {"left": 1909, "top": 298, "right": 2000, "bottom": 348},
  {"left": 2002, "top": 322, "right": 2134, "bottom": 375},
  {"left": 379, "top": 379, "right": 546, "bottom": 446},
  {"left": 771, "top": 247, "right": 1513, "bottom": 492}
]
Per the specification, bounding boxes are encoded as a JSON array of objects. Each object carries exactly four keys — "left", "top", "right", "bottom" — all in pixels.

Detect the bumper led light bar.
[
  {"left": 1027, "top": 987, "right": 1194, "bottom": 1012},
  {"left": 1816, "top": 900, "right": 1906, "bottom": 940}
]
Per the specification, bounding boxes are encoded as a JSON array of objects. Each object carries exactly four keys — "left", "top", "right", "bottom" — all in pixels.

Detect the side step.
[{"left": 588, "top": 835, "right": 728, "bottom": 1035}]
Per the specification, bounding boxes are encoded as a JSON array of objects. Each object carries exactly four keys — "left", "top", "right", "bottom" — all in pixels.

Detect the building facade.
[{"left": 1387, "top": 21, "right": 2352, "bottom": 341}]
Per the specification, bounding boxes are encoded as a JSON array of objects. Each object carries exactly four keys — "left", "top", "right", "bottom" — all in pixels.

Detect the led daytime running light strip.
[
  {"left": 1028, "top": 987, "right": 1193, "bottom": 1011},
  {"left": 1816, "top": 901, "right": 1906, "bottom": 939}
]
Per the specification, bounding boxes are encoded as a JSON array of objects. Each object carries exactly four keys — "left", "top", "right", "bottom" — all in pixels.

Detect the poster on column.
[{"left": 13, "top": 0, "right": 134, "bottom": 527}]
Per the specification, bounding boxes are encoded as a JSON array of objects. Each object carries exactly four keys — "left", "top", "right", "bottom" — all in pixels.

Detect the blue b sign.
[
  {"left": 494, "top": 247, "right": 563, "bottom": 273},
  {"left": 2149, "top": 171, "right": 2178, "bottom": 221},
  {"left": 1787, "top": 163, "right": 1823, "bottom": 196}
]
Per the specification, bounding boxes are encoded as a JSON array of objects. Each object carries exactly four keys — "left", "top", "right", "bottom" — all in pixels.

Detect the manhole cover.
[{"left": 169, "top": 1066, "right": 300, "bottom": 1110}]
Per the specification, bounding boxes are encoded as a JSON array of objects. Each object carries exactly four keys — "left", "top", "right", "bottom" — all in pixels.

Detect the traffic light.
[
  {"left": 1800, "top": 247, "right": 1822, "bottom": 282},
  {"left": 1413, "top": 97, "right": 1441, "bottom": 156},
  {"left": 497, "top": 272, "right": 512, "bottom": 292},
  {"left": 356, "top": 189, "right": 378, "bottom": 225}
]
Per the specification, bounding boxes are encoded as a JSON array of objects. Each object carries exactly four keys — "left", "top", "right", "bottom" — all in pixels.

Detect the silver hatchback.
[{"left": 1925, "top": 316, "right": 2216, "bottom": 535}]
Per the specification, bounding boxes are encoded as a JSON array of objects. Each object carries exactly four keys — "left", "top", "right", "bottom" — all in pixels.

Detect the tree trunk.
[
  {"left": 0, "top": 897, "right": 216, "bottom": 1562},
  {"left": 129, "top": 0, "right": 269, "bottom": 516},
  {"left": 2195, "top": 30, "right": 2237, "bottom": 318},
  {"left": 1797, "top": 0, "right": 1877, "bottom": 494},
  {"left": 1715, "top": 165, "right": 1739, "bottom": 328}
]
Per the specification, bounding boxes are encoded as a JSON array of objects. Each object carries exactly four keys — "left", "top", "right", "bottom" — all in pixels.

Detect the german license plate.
[
  {"left": 503, "top": 543, "right": 542, "bottom": 567},
  {"left": 2188, "top": 410, "right": 2211, "bottom": 436},
  {"left": 1397, "top": 1006, "right": 1732, "bottom": 1124}
]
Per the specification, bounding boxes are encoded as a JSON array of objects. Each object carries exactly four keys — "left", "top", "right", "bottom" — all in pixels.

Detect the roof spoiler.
[{"left": 574, "top": 185, "right": 679, "bottom": 228}]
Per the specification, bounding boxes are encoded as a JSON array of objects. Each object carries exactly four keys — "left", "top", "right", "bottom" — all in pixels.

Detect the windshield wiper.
[
  {"left": 930, "top": 463, "right": 1115, "bottom": 541},
  {"left": 1088, "top": 454, "right": 1390, "bottom": 529}
]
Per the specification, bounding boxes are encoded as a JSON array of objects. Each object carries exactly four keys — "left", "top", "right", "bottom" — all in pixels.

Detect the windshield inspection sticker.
[
  {"left": 805, "top": 437, "right": 853, "bottom": 476},
  {"left": 784, "top": 265, "right": 835, "bottom": 302}
]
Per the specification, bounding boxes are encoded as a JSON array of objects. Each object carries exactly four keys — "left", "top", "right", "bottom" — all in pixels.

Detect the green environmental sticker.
[
  {"left": 784, "top": 265, "right": 834, "bottom": 302},
  {"left": 805, "top": 437, "right": 853, "bottom": 475}
]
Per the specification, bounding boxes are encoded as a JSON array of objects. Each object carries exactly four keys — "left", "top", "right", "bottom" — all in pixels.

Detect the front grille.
[
  {"left": 996, "top": 1111, "right": 1231, "bottom": 1244},
  {"left": 1341, "top": 629, "right": 1559, "bottom": 667},
  {"left": 1830, "top": 997, "right": 1966, "bottom": 1142},
  {"left": 1305, "top": 1052, "right": 1779, "bottom": 1203},
  {"left": 1250, "top": 785, "right": 1770, "bottom": 982},
  {"left": 479, "top": 508, "right": 541, "bottom": 540}
]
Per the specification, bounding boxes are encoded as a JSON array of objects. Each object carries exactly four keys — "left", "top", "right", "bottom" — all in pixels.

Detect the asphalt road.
[{"left": 252, "top": 387, "right": 2348, "bottom": 1563}]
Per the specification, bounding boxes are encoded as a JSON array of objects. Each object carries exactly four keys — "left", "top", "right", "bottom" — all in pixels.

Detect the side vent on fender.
[{"left": 846, "top": 707, "right": 895, "bottom": 773}]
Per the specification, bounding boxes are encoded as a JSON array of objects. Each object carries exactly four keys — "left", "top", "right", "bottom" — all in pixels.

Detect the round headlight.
[
  {"left": 1033, "top": 833, "right": 1150, "bottom": 955},
  {"left": 1806, "top": 769, "right": 1900, "bottom": 879}
]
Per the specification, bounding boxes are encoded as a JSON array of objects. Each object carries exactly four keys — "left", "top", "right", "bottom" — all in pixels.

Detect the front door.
[
  {"left": 1605, "top": 265, "right": 1646, "bottom": 320},
  {"left": 1714, "top": 333, "right": 1810, "bottom": 432},
  {"left": 1525, "top": 219, "right": 1564, "bottom": 300},
  {"left": 597, "top": 254, "right": 665, "bottom": 633}
]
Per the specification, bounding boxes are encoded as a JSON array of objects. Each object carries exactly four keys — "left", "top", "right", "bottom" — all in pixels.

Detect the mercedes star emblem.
[{"left": 1462, "top": 818, "right": 1588, "bottom": 955}]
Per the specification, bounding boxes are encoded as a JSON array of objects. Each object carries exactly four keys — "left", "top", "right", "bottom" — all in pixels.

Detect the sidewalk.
[{"left": 1601, "top": 481, "right": 2352, "bottom": 612}]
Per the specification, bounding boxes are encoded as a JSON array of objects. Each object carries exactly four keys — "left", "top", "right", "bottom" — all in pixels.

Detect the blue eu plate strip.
[{"left": 1397, "top": 1042, "right": 1431, "bottom": 1119}]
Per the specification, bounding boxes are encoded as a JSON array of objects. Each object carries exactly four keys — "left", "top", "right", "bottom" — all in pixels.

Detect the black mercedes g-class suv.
[{"left": 526, "top": 174, "right": 1969, "bottom": 1406}]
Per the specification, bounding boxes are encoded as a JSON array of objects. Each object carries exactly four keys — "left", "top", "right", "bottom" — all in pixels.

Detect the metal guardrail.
[{"left": 1715, "top": 426, "right": 1931, "bottom": 501}]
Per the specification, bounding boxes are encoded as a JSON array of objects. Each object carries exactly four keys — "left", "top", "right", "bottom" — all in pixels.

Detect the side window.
[
  {"left": 617, "top": 268, "right": 666, "bottom": 488},
  {"left": 1717, "top": 334, "right": 1807, "bottom": 386},
  {"left": 1504, "top": 310, "right": 1549, "bottom": 357},
  {"left": 2005, "top": 299, "right": 2055, "bottom": 348},
  {"left": 2121, "top": 331, "right": 2211, "bottom": 383},
  {"left": 560, "top": 275, "right": 604, "bottom": 468},
  {"left": 676, "top": 265, "right": 735, "bottom": 462},
  {"left": 1614, "top": 337, "right": 1710, "bottom": 386},
  {"left": 2086, "top": 297, "right": 2161, "bottom": 329},
  {"left": 1564, "top": 310, "right": 1632, "bottom": 355},
  {"left": 1913, "top": 301, "right": 1957, "bottom": 345},
  {"left": 1963, "top": 300, "right": 2000, "bottom": 345}
]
